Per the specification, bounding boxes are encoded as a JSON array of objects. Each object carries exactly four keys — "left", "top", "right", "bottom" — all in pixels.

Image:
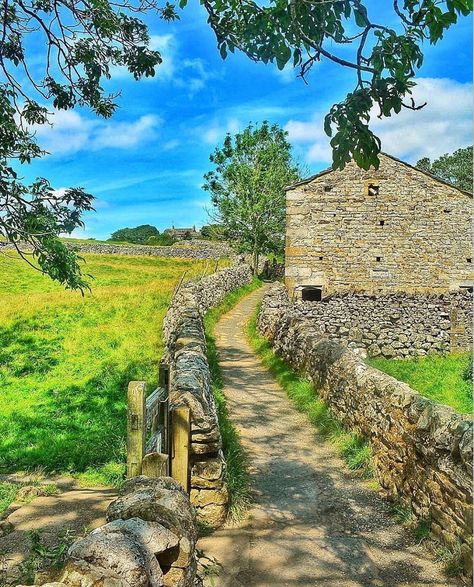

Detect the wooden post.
[
  {"left": 127, "top": 381, "right": 146, "bottom": 478},
  {"left": 170, "top": 406, "right": 191, "bottom": 493},
  {"left": 159, "top": 362, "right": 170, "bottom": 470}
]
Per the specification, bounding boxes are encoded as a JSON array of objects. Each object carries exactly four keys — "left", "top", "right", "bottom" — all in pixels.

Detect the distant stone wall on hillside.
[
  {"left": 163, "top": 263, "right": 253, "bottom": 526},
  {"left": 286, "top": 288, "right": 473, "bottom": 358},
  {"left": 0, "top": 239, "right": 232, "bottom": 260},
  {"left": 257, "top": 284, "right": 473, "bottom": 575}
]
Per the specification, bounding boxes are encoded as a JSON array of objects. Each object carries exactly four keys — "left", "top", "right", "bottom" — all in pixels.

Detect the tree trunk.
[{"left": 252, "top": 247, "right": 259, "bottom": 276}]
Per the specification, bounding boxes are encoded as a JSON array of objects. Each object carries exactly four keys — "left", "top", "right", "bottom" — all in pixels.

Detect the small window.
[
  {"left": 376, "top": 256, "right": 382, "bottom": 262},
  {"left": 324, "top": 185, "right": 332, "bottom": 192},
  {"left": 379, "top": 220, "right": 385, "bottom": 226},
  {"left": 318, "top": 256, "right": 323, "bottom": 261},
  {"left": 368, "top": 183, "right": 379, "bottom": 196},
  {"left": 467, "top": 258, "right": 472, "bottom": 263},
  {"left": 301, "top": 287, "right": 322, "bottom": 302},
  {"left": 444, "top": 209, "right": 451, "bottom": 213}
]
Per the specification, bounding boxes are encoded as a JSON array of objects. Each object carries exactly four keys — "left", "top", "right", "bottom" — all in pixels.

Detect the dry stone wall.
[
  {"left": 257, "top": 284, "right": 473, "bottom": 575},
  {"left": 26, "top": 476, "right": 199, "bottom": 587},
  {"left": 163, "top": 263, "right": 253, "bottom": 526},
  {"left": 0, "top": 240, "right": 231, "bottom": 260},
  {"left": 288, "top": 290, "right": 473, "bottom": 358}
]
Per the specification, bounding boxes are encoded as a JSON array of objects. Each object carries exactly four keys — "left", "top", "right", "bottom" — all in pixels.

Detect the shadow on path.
[{"left": 198, "top": 287, "right": 461, "bottom": 587}]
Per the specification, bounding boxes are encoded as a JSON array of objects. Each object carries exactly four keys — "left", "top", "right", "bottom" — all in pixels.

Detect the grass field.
[
  {"left": 0, "top": 252, "right": 219, "bottom": 486},
  {"left": 367, "top": 353, "right": 472, "bottom": 414}
]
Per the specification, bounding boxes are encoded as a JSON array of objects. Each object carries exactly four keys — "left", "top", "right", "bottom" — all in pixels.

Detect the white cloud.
[
  {"left": 149, "top": 34, "right": 176, "bottom": 81},
  {"left": 163, "top": 139, "right": 180, "bottom": 151},
  {"left": 285, "top": 77, "right": 473, "bottom": 164},
  {"left": 110, "top": 34, "right": 218, "bottom": 94},
  {"left": 202, "top": 118, "right": 241, "bottom": 145},
  {"left": 371, "top": 77, "right": 472, "bottom": 161},
  {"left": 33, "top": 110, "right": 162, "bottom": 156},
  {"left": 91, "top": 114, "right": 160, "bottom": 150}
]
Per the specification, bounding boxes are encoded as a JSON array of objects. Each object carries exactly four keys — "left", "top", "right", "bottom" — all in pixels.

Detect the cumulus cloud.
[
  {"left": 202, "top": 118, "right": 241, "bottom": 145},
  {"left": 110, "top": 34, "right": 218, "bottom": 94},
  {"left": 285, "top": 77, "right": 473, "bottom": 164},
  {"left": 33, "top": 111, "right": 162, "bottom": 156}
]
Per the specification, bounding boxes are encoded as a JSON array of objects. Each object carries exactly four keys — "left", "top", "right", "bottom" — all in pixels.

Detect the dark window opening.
[
  {"left": 376, "top": 256, "right": 382, "bottom": 262},
  {"left": 379, "top": 220, "right": 385, "bottom": 226},
  {"left": 444, "top": 209, "right": 451, "bottom": 213},
  {"left": 318, "top": 256, "right": 324, "bottom": 261},
  {"left": 302, "top": 287, "right": 322, "bottom": 302},
  {"left": 467, "top": 258, "right": 472, "bottom": 263},
  {"left": 324, "top": 185, "right": 332, "bottom": 192},
  {"left": 368, "top": 183, "right": 379, "bottom": 196}
]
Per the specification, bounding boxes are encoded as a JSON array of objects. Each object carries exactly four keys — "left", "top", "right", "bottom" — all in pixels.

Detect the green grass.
[
  {"left": 0, "top": 252, "right": 218, "bottom": 485},
  {"left": 0, "top": 482, "right": 18, "bottom": 515},
  {"left": 367, "top": 353, "right": 472, "bottom": 414},
  {"left": 203, "top": 278, "right": 262, "bottom": 522},
  {"left": 247, "top": 308, "right": 374, "bottom": 479}
]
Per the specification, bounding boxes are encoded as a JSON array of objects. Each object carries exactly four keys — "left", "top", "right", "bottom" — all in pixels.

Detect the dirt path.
[
  {"left": 198, "top": 287, "right": 459, "bottom": 587},
  {"left": 0, "top": 475, "right": 116, "bottom": 584}
]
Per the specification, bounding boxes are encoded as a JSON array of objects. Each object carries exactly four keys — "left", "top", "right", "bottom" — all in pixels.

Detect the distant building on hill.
[
  {"left": 164, "top": 225, "right": 201, "bottom": 240},
  {"left": 284, "top": 153, "right": 473, "bottom": 300}
]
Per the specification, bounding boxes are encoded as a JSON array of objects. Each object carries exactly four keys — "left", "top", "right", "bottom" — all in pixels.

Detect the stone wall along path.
[{"left": 198, "top": 287, "right": 462, "bottom": 587}]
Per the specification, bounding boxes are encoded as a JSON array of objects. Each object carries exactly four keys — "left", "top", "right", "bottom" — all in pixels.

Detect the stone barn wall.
[
  {"left": 287, "top": 289, "right": 473, "bottom": 358},
  {"left": 257, "top": 285, "right": 473, "bottom": 575},
  {"left": 163, "top": 263, "right": 253, "bottom": 526},
  {"left": 285, "top": 153, "right": 473, "bottom": 294}
]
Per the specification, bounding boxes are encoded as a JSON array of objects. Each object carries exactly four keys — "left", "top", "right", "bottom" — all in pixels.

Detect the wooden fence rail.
[{"left": 126, "top": 362, "right": 191, "bottom": 492}]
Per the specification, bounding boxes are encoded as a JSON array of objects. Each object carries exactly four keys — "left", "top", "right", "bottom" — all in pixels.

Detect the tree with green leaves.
[
  {"left": 1, "top": 0, "right": 471, "bottom": 287},
  {"left": 204, "top": 121, "right": 300, "bottom": 272},
  {"left": 196, "top": 0, "right": 471, "bottom": 170},
  {"left": 146, "top": 233, "right": 177, "bottom": 246},
  {"left": 1, "top": 0, "right": 177, "bottom": 290},
  {"left": 109, "top": 224, "right": 160, "bottom": 244},
  {"left": 416, "top": 146, "right": 473, "bottom": 192},
  {"left": 200, "top": 224, "right": 225, "bottom": 241}
]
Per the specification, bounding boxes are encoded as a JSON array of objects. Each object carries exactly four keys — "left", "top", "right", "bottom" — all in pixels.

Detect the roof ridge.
[{"left": 285, "top": 152, "right": 473, "bottom": 197}]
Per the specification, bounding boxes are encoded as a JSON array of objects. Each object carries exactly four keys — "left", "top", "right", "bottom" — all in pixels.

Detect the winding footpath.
[{"left": 198, "top": 287, "right": 460, "bottom": 587}]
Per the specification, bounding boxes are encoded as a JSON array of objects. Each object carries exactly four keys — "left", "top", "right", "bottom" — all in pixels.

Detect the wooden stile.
[
  {"left": 126, "top": 381, "right": 146, "bottom": 478},
  {"left": 170, "top": 406, "right": 191, "bottom": 492},
  {"left": 126, "top": 365, "right": 192, "bottom": 493}
]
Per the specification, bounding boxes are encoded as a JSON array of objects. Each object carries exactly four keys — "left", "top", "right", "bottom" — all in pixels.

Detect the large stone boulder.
[{"left": 106, "top": 477, "right": 197, "bottom": 587}]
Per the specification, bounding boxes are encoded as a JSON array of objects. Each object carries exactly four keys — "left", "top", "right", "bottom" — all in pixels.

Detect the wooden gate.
[{"left": 126, "top": 362, "right": 191, "bottom": 493}]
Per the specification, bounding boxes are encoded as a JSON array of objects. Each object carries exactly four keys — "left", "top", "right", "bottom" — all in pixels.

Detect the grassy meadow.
[
  {"left": 0, "top": 252, "right": 220, "bottom": 485},
  {"left": 367, "top": 353, "right": 472, "bottom": 414}
]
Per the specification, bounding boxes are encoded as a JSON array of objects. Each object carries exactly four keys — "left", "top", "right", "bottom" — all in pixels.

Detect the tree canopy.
[
  {"left": 197, "top": 0, "right": 472, "bottom": 170},
  {"left": 109, "top": 224, "right": 159, "bottom": 244},
  {"left": 416, "top": 146, "right": 473, "bottom": 192},
  {"left": 1, "top": 0, "right": 471, "bottom": 287},
  {"left": 1, "top": 0, "right": 176, "bottom": 289},
  {"left": 204, "top": 121, "right": 301, "bottom": 272}
]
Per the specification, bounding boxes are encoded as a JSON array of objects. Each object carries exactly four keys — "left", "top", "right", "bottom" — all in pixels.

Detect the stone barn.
[{"left": 285, "top": 153, "right": 473, "bottom": 300}]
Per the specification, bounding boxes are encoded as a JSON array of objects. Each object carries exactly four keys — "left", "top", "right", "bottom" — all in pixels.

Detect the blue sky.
[{"left": 24, "top": 3, "right": 472, "bottom": 239}]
